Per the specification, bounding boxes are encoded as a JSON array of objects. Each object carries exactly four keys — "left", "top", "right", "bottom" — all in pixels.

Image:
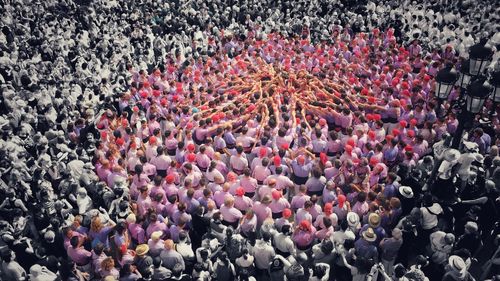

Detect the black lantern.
[
  {"left": 469, "top": 39, "right": 493, "bottom": 76},
  {"left": 456, "top": 60, "right": 472, "bottom": 89},
  {"left": 435, "top": 65, "right": 458, "bottom": 100},
  {"left": 465, "top": 78, "right": 492, "bottom": 113},
  {"left": 490, "top": 70, "right": 500, "bottom": 103}
]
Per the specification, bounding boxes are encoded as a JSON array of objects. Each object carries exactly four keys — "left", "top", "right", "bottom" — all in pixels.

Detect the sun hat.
[
  {"left": 347, "top": 212, "right": 359, "bottom": 227},
  {"left": 362, "top": 227, "right": 377, "bottom": 242},
  {"left": 448, "top": 255, "right": 466, "bottom": 272},
  {"left": 399, "top": 186, "right": 414, "bottom": 198},
  {"left": 135, "top": 244, "right": 150, "bottom": 256},
  {"left": 151, "top": 231, "right": 163, "bottom": 241},
  {"left": 368, "top": 213, "right": 381, "bottom": 228}
]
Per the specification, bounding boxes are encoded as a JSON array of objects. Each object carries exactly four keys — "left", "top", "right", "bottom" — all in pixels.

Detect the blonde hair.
[
  {"left": 224, "top": 196, "right": 234, "bottom": 207},
  {"left": 91, "top": 216, "right": 103, "bottom": 233}
]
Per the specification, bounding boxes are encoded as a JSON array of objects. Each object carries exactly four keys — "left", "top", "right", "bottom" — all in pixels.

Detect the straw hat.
[
  {"left": 448, "top": 255, "right": 466, "bottom": 272},
  {"left": 362, "top": 227, "right": 377, "bottom": 242},
  {"left": 135, "top": 244, "right": 150, "bottom": 256},
  {"left": 347, "top": 212, "right": 359, "bottom": 227},
  {"left": 368, "top": 213, "right": 381, "bottom": 228},
  {"left": 399, "top": 186, "right": 414, "bottom": 198},
  {"left": 151, "top": 231, "right": 163, "bottom": 241}
]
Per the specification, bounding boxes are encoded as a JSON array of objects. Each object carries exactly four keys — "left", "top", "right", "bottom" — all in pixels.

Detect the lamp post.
[
  {"left": 456, "top": 59, "right": 472, "bottom": 90},
  {"left": 469, "top": 38, "right": 494, "bottom": 76},
  {"left": 451, "top": 78, "right": 492, "bottom": 149},
  {"left": 489, "top": 70, "right": 500, "bottom": 116},
  {"left": 435, "top": 64, "right": 458, "bottom": 118}
]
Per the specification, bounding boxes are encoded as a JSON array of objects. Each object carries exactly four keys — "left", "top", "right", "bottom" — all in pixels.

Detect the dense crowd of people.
[{"left": 0, "top": 0, "right": 500, "bottom": 280}]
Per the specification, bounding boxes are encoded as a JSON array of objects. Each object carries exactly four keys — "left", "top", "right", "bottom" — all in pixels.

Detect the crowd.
[{"left": 0, "top": 0, "right": 500, "bottom": 281}]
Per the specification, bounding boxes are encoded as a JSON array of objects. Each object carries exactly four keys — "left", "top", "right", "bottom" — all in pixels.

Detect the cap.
[
  {"left": 272, "top": 190, "right": 281, "bottom": 200},
  {"left": 236, "top": 187, "right": 245, "bottom": 196},
  {"left": 283, "top": 208, "right": 292, "bottom": 218},
  {"left": 166, "top": 174, "right": 175, "bottom": 183}
]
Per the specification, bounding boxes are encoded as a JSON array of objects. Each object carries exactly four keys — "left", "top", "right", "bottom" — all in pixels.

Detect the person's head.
[
  {"left": 0, "top": 250, "right": 14, "bottom": 263},
  {"left": 101, "top": 257, "right": 115, "bottom": 271},
  {"left": 70, "top": 236, "right": 80, "bottom": 248},
  {"left": 262, "top": 231, "right": 272, "bottom": 242},
  {"left": 93, "top": 242, "right": 105, "bottom": 256},
  {"left": 313, "top": 264, "right": 327, "bottom": 279},
  {"left": 394, "top": 263, "right": 407, "bottom": 278},
  {"left": 164, "top": 239, "right": 174, "bottom": 250}
]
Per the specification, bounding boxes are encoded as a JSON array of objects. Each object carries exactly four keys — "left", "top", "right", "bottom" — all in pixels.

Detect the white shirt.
[{"left": 420, "top": 204, "right": 443, "bottom": 230}]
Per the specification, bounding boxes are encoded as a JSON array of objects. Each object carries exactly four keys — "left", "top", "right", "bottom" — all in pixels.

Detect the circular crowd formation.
[{"left": 0, "top": 0, "right": 499, "bottom": 281}]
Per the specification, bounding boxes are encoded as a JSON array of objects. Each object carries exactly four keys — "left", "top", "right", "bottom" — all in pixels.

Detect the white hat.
[
  {"left": 463, "top": 141, "right": 478, "bottom": 151},
  {"left": 448, "top": 255, "right": 466, "bottom": 272},
  {"left": 347, "top": 212, "right": 359, "bottom": 227},
  {"left": 399, "top": 186, "right": 414, "bottom": 198}
]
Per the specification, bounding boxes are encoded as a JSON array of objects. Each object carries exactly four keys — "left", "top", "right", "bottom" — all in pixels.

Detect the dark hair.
[{"left": 70, "top": 236, "right": 79, "bottom": 248}]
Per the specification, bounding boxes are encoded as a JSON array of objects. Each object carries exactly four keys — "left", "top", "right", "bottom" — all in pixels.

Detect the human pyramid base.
[{"left": 0, "top": 0, "right": 499, "bottom": 281}]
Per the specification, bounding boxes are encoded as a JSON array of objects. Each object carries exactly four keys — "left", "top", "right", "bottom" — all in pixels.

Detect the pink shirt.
[
  {"left": 269, "top": 198, "right": 291, "bottom": 213},
  {"left": 291, "top": 194, "right": 310, "bottom": 210},
  {"left": 137, "top": 196, "right": 153, "bottom": 217},
  {"left": 315, "top": 226, "right": 334, "bottom": 240},
  {"left": 352, "top": 201, "right": 369, "bottom": 217},
  {"left": 220, "top": 205, "right": 243, "bottom": 223},
  {"left": 67, "top": 246, "right": 91, "bottom": 265},
  {"left": 213, "top": 191, "right": 231, "bottom": 208},
  {"left": 295, "top": 208, "right": 312, "bottom": 224},
  {"left": 253, "top": 165, "right": 271, "bottom": 182},
  {"left": 234, "top": 195, "right": 253, "bottom": 211},
  {"left": 240, "top": 176, "right": 258, "bottom": 193},
  {"left": 292, "top": 228, "right": 316, "bottom": 247},
  {"left": 252, "top": 202, "right": 272, "bottom": 225},
  {"left": 151, "top": 155, "right": 172, "bottom": 170}
]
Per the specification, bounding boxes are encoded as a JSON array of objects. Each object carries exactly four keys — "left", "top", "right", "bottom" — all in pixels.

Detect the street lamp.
[
  {"left": 435, "top": 64, "right": 458, "bottom": 117},
  {"left": 489, "top": 70, "right": 500, "bottom": 116},
  {"left": 451, "top": 78, "right": 493, "bottom": 148},
  {"left": 469, "top": 38, "right": 494, "bottom": 76},
  {"left": 456, "top": 60, "right": 472, "bottom": 89}
]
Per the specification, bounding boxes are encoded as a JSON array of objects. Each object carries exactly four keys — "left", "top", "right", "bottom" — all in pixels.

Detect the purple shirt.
[
  {"left": 292, "top": 228, "right": 316, "bottom": 247},
  {"left": 128, "top": 223, "right": 146, "bottom": 244}
]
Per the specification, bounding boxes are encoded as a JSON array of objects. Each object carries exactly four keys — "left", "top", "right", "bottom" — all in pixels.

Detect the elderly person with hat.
[
  {"left": 379, "top": 228, "right": 403, "bottom": 276},
  {"left": 442, "top": 255, "right": 475, "bottom": 281},
  {"left": 147, "top": 231, "right": 165, "bottom": 258},
  {"left": 133, "top": 244, "right": 153, "bottom": 276},
  {"left": 28, "top": 264, "right": 57, "bottom": 281},
  {"left": 355, "top": 227, "right": 379, "bottom": 268},
  {"left": 359, "top": 213, "right": 386, "bottom": 244}
]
